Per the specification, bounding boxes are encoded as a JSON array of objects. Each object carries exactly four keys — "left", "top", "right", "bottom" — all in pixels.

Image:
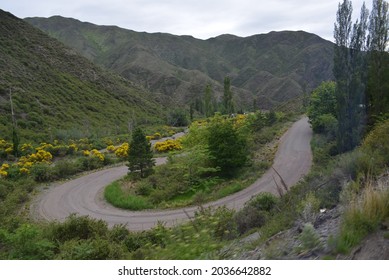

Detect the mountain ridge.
[
  {"left": 25, "top": 16, "right": 335, "bottom": 110},
  {"left": 0, "top": 10, "right": 164, "bottom": 141}
]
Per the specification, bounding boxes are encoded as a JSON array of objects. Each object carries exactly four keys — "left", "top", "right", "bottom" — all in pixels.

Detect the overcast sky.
[{"left": 2, "top": 0, "right": 373, "bottom": 41}]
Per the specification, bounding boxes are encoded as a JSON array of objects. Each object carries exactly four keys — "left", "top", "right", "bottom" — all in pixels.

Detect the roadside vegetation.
[{"left": 104, "top": 111, "right": 290, "bottom": 210}]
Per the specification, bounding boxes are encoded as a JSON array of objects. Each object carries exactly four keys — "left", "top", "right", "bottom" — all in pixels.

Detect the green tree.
[
  {"left": 207, "top": 116, "right": 248, "bottom": 175},
  {"left": 223, "top": 76, "right": 234, "bottom": 115},
  {"left": 366, "top": 0, "right": 389, "bottom": 127},
  {"left": 166, "top": 109, "right": 188, "bottom": 127},
  {"left": 204, "top": 84, "right": 214, "bottom": 117},
  {"left": 334, "top": 0, "right": 368, "bottom": 152},
  {"left": 127, "top": 127, "right": 155, "bottom": 178},
  {"left": 307, "top": 81, "right": 337, "bottom": 134}
]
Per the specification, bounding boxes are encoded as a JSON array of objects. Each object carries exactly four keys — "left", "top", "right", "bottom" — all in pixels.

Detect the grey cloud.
[{"left": 2, "top": 0, "right": 374, "bottom": 40}]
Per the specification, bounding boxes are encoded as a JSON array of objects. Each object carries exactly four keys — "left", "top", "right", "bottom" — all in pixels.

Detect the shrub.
[
  {"left": 115, "top": 142, "right": 129, "bottom": 158},
  {"left": 78, "top": 156, "right": 104, "bottom": 171},
  {"left": 234, "top": 206, "right": 268, "bottom": 234},
  {"left": 248, "top": 192, "right": 278, "bottom": 212},
  {"left": 298, "top": 193, "right": 320, "bottom": 223},
  {"left": 154, "top": 139, "right": 182, "bottom": 153},
  {"left": 6, "top": 224, "right": 55, "bottom": 259},
  {"left": 362, "top": 119, "right": 389, "bottom": 172},
  {"left": 47, "top": 214, "right": 109, "bottom": 243},
  {"left": 30, "top": 163, "right": 54, "bottom": 182},
  {"left": 52, "top": 159, "right": 80, "bottom": 179},
  {"left": 296, "top": 223, "right": 323, "bottom": 253},
  {"left": 58, "top": 238, "right": 127, "bottom": 260}
]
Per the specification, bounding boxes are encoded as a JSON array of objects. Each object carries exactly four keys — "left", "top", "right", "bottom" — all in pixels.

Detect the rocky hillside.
[
  {"left": 0, "top": 10, "right": 164, "bottom": 141},
  {"left": 26, "top": 16, "right": 334, "bottom": 109}
]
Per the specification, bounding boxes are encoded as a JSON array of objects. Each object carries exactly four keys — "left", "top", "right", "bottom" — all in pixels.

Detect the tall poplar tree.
[
  {"left": 223, "top": 76, "right": 234, "bottom": 115},
  {"left": 334, "top": 0, "right": 368, "bottom": 152},
  {"left": 204, "top": 84, "right": 214, "bottom": 117},
  {"left": 366, "top": 0, "right": 389, "bottom": 126}
]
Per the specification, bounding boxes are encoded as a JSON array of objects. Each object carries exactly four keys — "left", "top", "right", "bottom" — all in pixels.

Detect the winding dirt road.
[{"left": 31, "top": 117, "right": 312, "bottom": 231}]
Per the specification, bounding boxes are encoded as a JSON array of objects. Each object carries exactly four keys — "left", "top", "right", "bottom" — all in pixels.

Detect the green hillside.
[
  {"left": 0, "top": 10, "right": 163, "bottom": 142},
  {"left": 25, "top": 16, "right": 334, "bottom": 109}
]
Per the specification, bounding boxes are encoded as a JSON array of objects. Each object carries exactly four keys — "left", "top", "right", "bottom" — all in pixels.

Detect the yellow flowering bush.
[
  {"left": 83, "top": 150, "right": 91, "bottom": 156},
  {"left": 153, "top": 132, "right": 162, "bottom": 139},
  {"left": 17, "top": 150, "right": 53, "bottom": 174},
  {"left": 36, "top": 143, "right": 54, "bottom": 152},
  {"left": 90, "top": 149, "right": 105, "bottom": 161},
  {"left": 233, "top": 114, "right": 248, "bottom": 128},
  {"left": 21, "top": 143, "right": 34, "bottom": 152},
  {"left": 107, "top": 145, "right": 116, "bottom": 153},
  {"left": 19, "top": 167, "right": 30, "bottom": 175},
  {"left": 0, "top": 163, "right": 9, "bottom": 178},
  {"left": 154, "top": 139, "right": 182, "bottom": 153},
  {"left": 115, "top": 143, "right": 129, "bottom": 158},
  {"left": 0, "top": 139, "right": 13, "bottom": 154}
]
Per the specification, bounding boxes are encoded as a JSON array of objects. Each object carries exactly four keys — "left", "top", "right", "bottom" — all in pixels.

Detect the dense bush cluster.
[{"left": 154, "top": 139, "right": 182, "bottom": 153}]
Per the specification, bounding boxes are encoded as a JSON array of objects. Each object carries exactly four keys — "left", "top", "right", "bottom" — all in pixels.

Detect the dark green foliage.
[
  {"left": 333, "top": 0, "right": 368, "bottom": 152},
  {"left": 0, "top": 224, "right": 55, "bottom": 260},
  {"left": 12, "top": 127, "right": 20, "bottom": 157},
  {"left": 204, "top": 84, "right": 215, "bottom": 117},
  {"left": 127, "top": 128, "right": 155, "bottom": 178},
  {"left": 52, "top": 159, "right": 81, "bottom": 178},
  {"left": 235, "top": 206, "right": 269, "bottom": 234},
  {"left": 366, "top": 0, "right": 389, "bottom": 127},
  {"left": 307, "top": 81, "right": 337, "bottom": 135},
  {"left": 222, "top": 76, "right": 234, "bottom": 115},
  {"left": 47, "top": 214, "right": 109, "bottom": 243},
  {"left": 265, "top": 111, "right": 277, "bottom": 126},
  {"left": 30, "top": 163, "right": 55, "bottom": 182},
  {"left": 77, "top": 156, "right": 104, "bottom": 171},
  {"left": 58, "top": 238, "right": 126, "bottom": 260},
  {"left": 234, "top": 193, "right": 278, "bottom": 235},
  {"left": 166, "top": 109, "right": 188, "bottom": 127},
  {"left": 248, "top": 192, "right": 279, "bottom": 212},
  {"left": 207, "top": 117, "right": 248, "bottom": 175}
]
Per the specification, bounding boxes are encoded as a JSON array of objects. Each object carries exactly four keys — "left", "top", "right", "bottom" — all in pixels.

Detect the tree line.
[
  {"left": 308, "top": 0, "right": 388, "bottom": 153},
  {"left": 192, "top": 76, "right": 237, "bottom": 119},
  {"left": 334, "top": 0, "right": 389, "bottom": 152}
]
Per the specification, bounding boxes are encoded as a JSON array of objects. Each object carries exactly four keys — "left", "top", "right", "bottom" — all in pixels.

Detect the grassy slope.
[
  {"left": 25, "top": 16, "right": 334, "bottom": 109},
  {"left": 0, "top": 10, "right": 163, "bottom": 142}
]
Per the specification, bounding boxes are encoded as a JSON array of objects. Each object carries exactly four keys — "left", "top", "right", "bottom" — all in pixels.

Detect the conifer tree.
[{"left": 127, "top": 127, "right": 155, "bottom": 178}]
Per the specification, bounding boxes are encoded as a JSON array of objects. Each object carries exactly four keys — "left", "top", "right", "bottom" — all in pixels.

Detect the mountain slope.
[
  {"left": 25, "top": 16, "right": 334, "bottom": 109},
  {"left": 0, "top": 10, "right": 163, "bottom": 142}
]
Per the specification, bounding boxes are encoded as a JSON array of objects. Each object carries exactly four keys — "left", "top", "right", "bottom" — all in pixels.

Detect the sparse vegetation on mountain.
[
  {"left": 0, "top": 10, "right": 163, "bottom": 143},
  {"left": 25, "top": 16, "right": 335, "bottom": 111}
]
